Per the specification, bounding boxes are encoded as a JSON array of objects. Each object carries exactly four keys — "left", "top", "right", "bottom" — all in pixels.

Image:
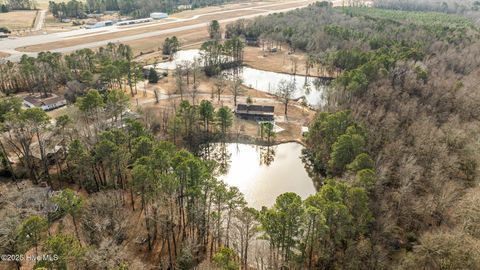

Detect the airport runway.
[{"left": 0, "top": 0, "right": 316, "bottom": 62}]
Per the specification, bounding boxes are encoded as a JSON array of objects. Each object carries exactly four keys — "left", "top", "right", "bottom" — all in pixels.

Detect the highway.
[{"left": 0, "top": 0, "right": 317, "bottom": 62}]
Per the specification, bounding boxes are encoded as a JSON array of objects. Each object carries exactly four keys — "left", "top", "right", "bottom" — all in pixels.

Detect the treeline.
[
  {"left": 48, "top": 0, "right": 238, "bottom": 19},
  {"left": 200, "top": 36, "right": 244, "bottom": 76},
  {"left": 374, "top": 0, "right": 480, "bottom": 13},
  {"left": 233, "top": 2, "right": 480, "bottom": 269},
  {"left": 0, "top": 0, "right": 35, "bottom": 11},
  {"left": 227, "top": 2, "right": 473, "bottom": 52},
  {"left": 0, "top": 43, "right": 143, "bottom": 98},
  {"left": 1, "top": 3, "right": 9, "bottom": 12},
  {"left": 303, "top": 111, "right": 375, "bottom": 181},
  {"left": 49, "top": 0, "right": 86, "bottom": 19}
]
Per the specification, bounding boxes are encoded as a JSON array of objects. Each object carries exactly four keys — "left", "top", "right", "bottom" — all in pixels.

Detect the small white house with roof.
[{"left": 23, "top": 94, "right": 67, "bottom": 111}]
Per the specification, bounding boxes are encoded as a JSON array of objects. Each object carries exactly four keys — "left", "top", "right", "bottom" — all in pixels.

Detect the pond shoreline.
[
  {"left": 242, "top": 63, "right": 335, "bottom": 81},
  {"left": 223, "top": 133, "right": 306, "bottom": 147},
  {"left": 207, "top": 141, "right": 316, "bottom": 208},
  {"left": 144, "top": 48, "right": 336, "bottom": 80}
]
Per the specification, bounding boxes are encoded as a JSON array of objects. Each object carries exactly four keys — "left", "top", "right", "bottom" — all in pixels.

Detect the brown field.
[
  {"left": 17, "top": 9, "right": 262, "bottom": 52},
  {"left": 244, "top": 46, "right": 334, "bottom": 77},
  {"left": 16, "top": 0, "right": 315, "bottom": 52},
  {"left": 130, "top": 29, "right": 208, "bottom": 59},
  {"left": 0, "top": 10, "right": 37, "bottom": 30},
  {"left": 0, "top": 51, "right": 10, "bottom": 58},
  {"left": 244, "top": 46, "right": 308, "bottom": 75}
]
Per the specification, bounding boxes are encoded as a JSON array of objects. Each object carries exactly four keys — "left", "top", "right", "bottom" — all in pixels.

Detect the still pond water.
[
  {"left": 146, "top": 49, "right": 328, "bottom": 108},
  {"left": 201, "top": 142, "right": 316, "bottom": 209}
]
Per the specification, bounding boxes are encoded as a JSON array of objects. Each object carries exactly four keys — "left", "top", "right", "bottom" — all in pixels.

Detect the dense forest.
[
  {"left": 0, "top": 79, "right": 369, "bottom": 270},
  {"left": 47, "top": 0, "right": 239, "bottom": 19},
  {"left": 0, "top": 0, "right": 36, "bottom": 11},
  {"left": 223, "top": 1, "right": 480, "bottom": 268},
  {"left": 0, "top": 43, "right": 143, "bottom": 98},
  {"left": 374, "top": 0, "right": 480, "bottom": 13}
]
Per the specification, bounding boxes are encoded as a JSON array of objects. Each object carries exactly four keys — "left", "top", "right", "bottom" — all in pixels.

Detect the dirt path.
[{"left": 33, "top": 10, "right": 47, "bottom": 31}]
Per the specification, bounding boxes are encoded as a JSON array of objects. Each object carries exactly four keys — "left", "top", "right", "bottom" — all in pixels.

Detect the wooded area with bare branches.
[{"left": 1, "top": 1, "right": 480, "bottom": 269}]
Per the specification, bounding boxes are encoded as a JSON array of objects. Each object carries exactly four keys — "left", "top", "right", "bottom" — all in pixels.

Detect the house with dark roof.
[
  {"left": 23, "top": 95, "right": 67, "bottom": 111},
  {"left": 235, "top": 103, "right": 275, "bottom": 121},
  {"left": 245, "top": 37, "right": 259, "bottom": 46}
]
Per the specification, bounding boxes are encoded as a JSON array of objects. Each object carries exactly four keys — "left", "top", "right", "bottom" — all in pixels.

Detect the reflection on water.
[
  {"left": 200, "top": 142, "right": 232, "bottom": 175},
  {"left": 259, "top": 145, "right": 275, "bottom": 166},
  {"left": 144, "top": 49, "right": 329, "bottom": 108},
  {"left": 146, "top": 49, "right": 202, "bottom": 70},
  {"left": 227, "top": 67, "right": 327, "bottom": 108},
  {"left": 200, "top": 142, "right": 316, "bottom": 209}
]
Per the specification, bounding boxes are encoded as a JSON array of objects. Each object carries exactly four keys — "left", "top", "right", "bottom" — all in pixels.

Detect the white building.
[
  {"left": 150, "top": 12, "right": 168, "bottom": 20},
  {"left": 177, "top": 5, "right": 192, "bottom": 10},
  {"left": 116, "top": 18, "right": 154, "bottom": 26},
  {"left": 23, "top": 95, "right": 67, "bottom": 111},
  {"left": 85, "top": 20, "right": 113, "bottom": 29}
]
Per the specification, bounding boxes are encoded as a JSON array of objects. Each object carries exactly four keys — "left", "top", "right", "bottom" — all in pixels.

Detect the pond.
[
  {"left": 145, "top": 49, "right": 328, "bottom": 108},
  {"left": 148, "top": 49, "right": 202, "bottom": 70},
  {"left": 224, "top": 67, "right": 327, "bottom": 108},
  {"left": 200, "top": 142, "right": 316, "bottom": 209}
]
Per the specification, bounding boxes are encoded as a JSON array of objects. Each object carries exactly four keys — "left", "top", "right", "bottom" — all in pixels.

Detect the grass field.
[{"left": 0, "top": 10, "right": 37, "bottom": 30}]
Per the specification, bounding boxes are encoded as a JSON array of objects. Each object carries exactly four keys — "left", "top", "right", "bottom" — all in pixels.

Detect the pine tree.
[{"left": 148, "top": 68, "right": 159, "bottom": 83}]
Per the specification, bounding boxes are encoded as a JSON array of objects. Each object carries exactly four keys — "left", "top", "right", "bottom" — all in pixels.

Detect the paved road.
[{"left": 0, "top": 0, "right": 316, "bottom": 62}]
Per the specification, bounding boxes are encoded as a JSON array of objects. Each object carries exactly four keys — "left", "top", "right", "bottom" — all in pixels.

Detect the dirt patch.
[
  {"left": 43, "top": 14, "right": 84, "bottom": 34},
  {"left": 243, "top": 46, "right": 334, "bottom": 77},
  {"left": 0, "top": 10, "right": 37, "bottom": 31},
  {"left": 131, "top": 29, "right": 208, "bottom": 60},
  {"left": 0, "top": 51, "right": 10, "bottom": 58}
]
